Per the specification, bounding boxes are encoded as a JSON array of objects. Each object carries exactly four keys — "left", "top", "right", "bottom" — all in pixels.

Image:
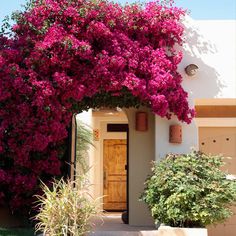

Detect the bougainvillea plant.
[{"left": 0, "top": 0, "right": 194, "bottom": 215}]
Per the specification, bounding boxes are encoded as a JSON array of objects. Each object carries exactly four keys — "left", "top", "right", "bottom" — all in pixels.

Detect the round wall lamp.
[{"left": 185, "top": 64, "right": 199, "bottom": 76}]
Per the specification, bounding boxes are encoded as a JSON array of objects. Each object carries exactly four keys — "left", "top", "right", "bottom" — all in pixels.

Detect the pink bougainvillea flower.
[{"left": 0, "top": 0, "right": 193, "bottom": 212}]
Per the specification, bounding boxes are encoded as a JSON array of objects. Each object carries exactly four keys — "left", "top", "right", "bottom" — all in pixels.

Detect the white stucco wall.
[
  {"left": 181, "top": 19, "right": 236, "bottom": 99},
  {"left": 155, "top": 19, "right": 236, "bottom": 160},
  {"left": 155, "top": 116, "right": 198, "bottom": 159}
]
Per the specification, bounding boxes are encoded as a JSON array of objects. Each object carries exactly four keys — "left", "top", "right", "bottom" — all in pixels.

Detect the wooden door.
[
  {"left": 103, "top": 139, "right": 127, "bottom": 211},
  {"left": 199, "top": 127, "right": 236, "bottom": 236}
]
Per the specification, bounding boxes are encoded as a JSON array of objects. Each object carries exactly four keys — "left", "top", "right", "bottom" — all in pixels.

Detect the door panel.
[
  {"left": 199, "top": 127, "right": 236, "bottom": 236},
  {"left": 103, "top": 139, "right": 127, "bottom": 211}
]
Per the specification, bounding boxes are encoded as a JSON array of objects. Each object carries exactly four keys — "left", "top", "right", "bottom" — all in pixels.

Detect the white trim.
[
  {"left": 194, "top": 98, "right": 236, "bottom": 106},
  {"left": 195, "top": 118, "right": 236, "bottom": 127}
]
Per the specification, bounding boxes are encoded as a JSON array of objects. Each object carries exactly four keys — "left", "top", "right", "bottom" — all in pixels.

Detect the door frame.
[{"left": 106, "top": 124, "right": 129, "bottom": 221}]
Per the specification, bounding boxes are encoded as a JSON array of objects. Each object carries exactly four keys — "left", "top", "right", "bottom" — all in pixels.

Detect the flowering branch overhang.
[{"left": 0, "top": 0, "right": 194, "bottom": 211}]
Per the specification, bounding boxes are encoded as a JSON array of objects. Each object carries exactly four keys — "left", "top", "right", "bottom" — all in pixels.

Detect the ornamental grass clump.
[
  {"left": 141, "top": 151, "right": 236, "bottom": 228},
  {"left": 34, "top": 177, "right": 100, "bottom": 236},
  {"left": 34, "top": 122, "right": 101, "bottom": 236}
]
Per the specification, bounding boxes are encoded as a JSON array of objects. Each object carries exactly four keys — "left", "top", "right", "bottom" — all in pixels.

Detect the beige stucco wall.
[{"left": 125, "top": 108, "right": 155, "bottom": 226}]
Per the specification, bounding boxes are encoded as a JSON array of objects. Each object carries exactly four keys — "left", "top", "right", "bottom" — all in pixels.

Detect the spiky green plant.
[{"left": 76, "top": 120, "right": 94, "bottom": 175}]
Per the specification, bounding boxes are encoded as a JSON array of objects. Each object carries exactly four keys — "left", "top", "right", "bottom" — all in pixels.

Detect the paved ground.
[
  {"left": 87, "top": 213, "right": 157, "bottom": 236},
  {"left": 38, "top": 214, "right": 207, "bottom": 235}
]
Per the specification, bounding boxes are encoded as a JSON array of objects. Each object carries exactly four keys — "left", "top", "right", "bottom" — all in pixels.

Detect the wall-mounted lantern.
[
  {"left": 185, "top": 64, "right": 199, "bottom": 76},
  {"left": 169, "top": 125, "right": 182, "bottom": 143},
  {"left": 136, "top": 112, "right": 148, "bottom": 131}
]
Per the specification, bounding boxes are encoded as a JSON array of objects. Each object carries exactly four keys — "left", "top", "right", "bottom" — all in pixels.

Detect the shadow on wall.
[{"left": 180, "top": 17, "right": 226, "bottom": 99}]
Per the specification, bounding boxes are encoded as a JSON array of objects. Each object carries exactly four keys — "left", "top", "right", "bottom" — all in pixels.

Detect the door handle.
[{"left": 103, "top": 170, "right": 108, "bottom": 189}]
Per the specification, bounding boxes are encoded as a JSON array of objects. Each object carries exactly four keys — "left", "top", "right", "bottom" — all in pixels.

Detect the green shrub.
[{"left": 140, "top": 151, "right": 236, "bottom": 228}]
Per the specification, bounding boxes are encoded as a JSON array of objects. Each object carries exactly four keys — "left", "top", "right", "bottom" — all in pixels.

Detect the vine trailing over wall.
[{"left": 0, "top": 0, "right": 194, "bottom": 214}]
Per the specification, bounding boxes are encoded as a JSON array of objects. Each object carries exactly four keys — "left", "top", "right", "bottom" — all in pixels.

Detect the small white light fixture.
[{"left": 185, "top": 64, "right": 199, "bottom": 76}]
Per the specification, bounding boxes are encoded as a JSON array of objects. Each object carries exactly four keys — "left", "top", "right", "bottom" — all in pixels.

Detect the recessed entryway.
[
  {"left": 75, "top": 108, "right": 155, "bottom": 226},
  {"left": 76, "top": 109, "right": 129, "bottom": 215}
]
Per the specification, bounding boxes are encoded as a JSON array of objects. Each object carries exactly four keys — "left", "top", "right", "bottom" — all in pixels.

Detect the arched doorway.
[{"left": 70, "top": 107, "right": 155, "bottom": 226}]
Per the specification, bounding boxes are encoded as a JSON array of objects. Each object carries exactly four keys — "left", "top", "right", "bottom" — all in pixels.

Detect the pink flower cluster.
[{"left": 0, "top": 0, "right": 194, "bottom": 211}]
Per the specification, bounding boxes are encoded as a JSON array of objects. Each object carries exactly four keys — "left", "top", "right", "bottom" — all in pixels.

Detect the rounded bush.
[{"left": 141, "top": 151, "right": 236, "bottom": 227}]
